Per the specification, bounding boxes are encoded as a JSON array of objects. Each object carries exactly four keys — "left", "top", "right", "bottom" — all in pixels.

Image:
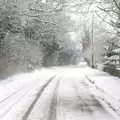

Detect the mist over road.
[{"left": 0, "top": 66, "right": 120, "bottom": 120}]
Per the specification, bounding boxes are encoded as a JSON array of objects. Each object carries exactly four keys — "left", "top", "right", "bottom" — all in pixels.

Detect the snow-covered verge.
[{"left": 84, "top": 67, "right": 120, "bottom": 118}]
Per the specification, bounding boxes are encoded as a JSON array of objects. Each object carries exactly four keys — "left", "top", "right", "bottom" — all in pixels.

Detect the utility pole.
[{"left": 91, "top": 13, "right": 95, "bottom": 68}]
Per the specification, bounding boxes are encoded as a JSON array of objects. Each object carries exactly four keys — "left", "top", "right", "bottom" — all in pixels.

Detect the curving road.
[{"left": 0, "top": 66, "right": 120, "bottom": 120}]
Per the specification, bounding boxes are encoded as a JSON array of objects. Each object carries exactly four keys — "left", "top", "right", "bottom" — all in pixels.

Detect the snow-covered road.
[{"left": 0, "top": 66, "right": 120, "bottom": 120}]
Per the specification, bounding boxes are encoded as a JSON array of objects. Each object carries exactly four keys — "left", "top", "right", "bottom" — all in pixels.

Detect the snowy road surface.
[{"left": 0, "top": 66, "right": 120, "bottom": 120}]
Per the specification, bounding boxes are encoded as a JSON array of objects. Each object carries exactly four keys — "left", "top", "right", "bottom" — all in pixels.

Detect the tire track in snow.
[
  {"left": 0, "top": 88, "right": 23, "bottom": 104},
  {"left": 75, "top": 78, "right": 105, "bottom": 113},
  {"left": 47, "top": 79, "right": 60, "bottom": 120},
  {"left": 22, "top": 75, "right": 56, "bottom": 120},
  {"left": 0, "top": 88, "right": 31, "bottom": 118}
]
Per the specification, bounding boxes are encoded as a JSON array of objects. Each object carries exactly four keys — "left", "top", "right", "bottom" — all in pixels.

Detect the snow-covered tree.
[{"left": 103, "top": 37, "right": 120, "bottom": 76}]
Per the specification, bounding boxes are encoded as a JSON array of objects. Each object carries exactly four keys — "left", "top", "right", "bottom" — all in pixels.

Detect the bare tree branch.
[
  {"left": 113, "top": 0, "right": 120, "bottom": 11},
  {"left": 95, "top": 10, "right": 116, "bottom": 27},
  {"left": 97, "top": 6, "right": 111, "bottom": 12},
  {"left": 29, "top": 8, "right": 53, "bottom": 13},
  {"left": 23, "top": 13, "right": 58, "bottom": 25}
]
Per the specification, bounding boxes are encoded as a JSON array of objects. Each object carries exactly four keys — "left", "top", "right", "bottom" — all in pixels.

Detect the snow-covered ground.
[
  {"left": 0, "top": 65, "right": 120, "bottom": 120},
  {"left": 0, "top": 68, "right": 57, "bottom": 120}
]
